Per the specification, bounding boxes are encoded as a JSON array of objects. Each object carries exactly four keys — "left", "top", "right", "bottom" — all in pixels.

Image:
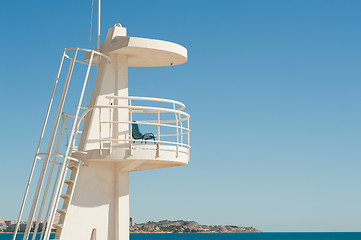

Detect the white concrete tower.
[{"left": 13, "top": 23, "right": 190, "bottom": 240}]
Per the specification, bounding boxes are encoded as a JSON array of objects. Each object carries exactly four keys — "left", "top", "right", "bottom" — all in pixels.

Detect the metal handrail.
[
  {"left": 99, "top": 139, "right": 190, "bottom": 148},
  {"left": 64, "top": 47, "right": 112, "bottom": 64},
  {"left": 99, "top": 120, "right": 190, "bottom": 132},
  {"left": 63, "top": 112, "right": 84, "bottom": 119},
  {"left": 89, "top": 104, "right": 190, "bottom": 117},
  {"left": 37, "top": 152, "right": 80, "bottom": 162},
  {"left": 106, "top": 96, "right": 185, "bottom": 111}
]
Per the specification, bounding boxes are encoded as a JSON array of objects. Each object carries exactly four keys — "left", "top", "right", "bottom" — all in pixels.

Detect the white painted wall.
[
  {"left": 61, "top": 163, "right": 129, "bottom": 240},
  {"left": 79, "top": 24, "right": 129, "bottom": 152}
]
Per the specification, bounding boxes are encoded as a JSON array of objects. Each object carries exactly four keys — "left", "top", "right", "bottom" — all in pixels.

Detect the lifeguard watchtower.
[{"left": 13, "top": 20, "right": 190, "bottom": 240}]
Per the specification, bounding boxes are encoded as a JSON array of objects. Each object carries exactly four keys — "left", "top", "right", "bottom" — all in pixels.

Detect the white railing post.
[
  {"left": 99, "top": 108, "right": 102, "bottom": 155},
  {"left": 187, "top": 118, "right": 190, "bottom": 160},
  {"left": 109, "top": 102, "right": 112, "bottom": 153},
  {"left": 178, "top": 113, "right": 183, "bottom": 144},
  {"left": 129, "top": 99, "right": 133, "bottom": 155},
  {"left": 187, "top": 119, "right": 190, "bottom": 146},
  {"left": 157, "top": 111, "right": 160, "bottom": 153},
  {"left": 109, "top": 98, "right": 112, "bottom": 153},
  {"left": 66, "top": 115, "right": 69, "bottom": 147},
  {"left": 173, "top": 103, "right": 179, "bottom": 157}
]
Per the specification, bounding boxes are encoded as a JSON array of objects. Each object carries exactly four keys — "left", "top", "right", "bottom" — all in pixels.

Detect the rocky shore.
[{"left": 130, "top": 220, "right": 262, "bottom": 233}]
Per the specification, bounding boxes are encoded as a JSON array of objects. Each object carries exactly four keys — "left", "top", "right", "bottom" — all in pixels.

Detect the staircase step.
[
  {"left": 64, "top": 179, "right": 74, "bottom": 185},
  {"left": 60, "top": 194, "right": 71, "bottom": 199},
  {"left": 67, "top": 164, "right": 78, "bottom": 170},
  {"left": 53, "top": 223, "right": 63, "bottom": 229},
  {"left": 56, "top": 209, "right": 67, "bottom": 214}
]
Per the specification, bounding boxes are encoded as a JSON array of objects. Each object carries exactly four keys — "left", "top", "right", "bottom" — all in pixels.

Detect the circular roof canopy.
[{"left": 107, "top": 36, "right": 187, "bottom": 67}]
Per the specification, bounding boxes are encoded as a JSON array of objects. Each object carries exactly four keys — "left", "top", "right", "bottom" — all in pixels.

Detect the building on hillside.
[
  {"left": 6, "top": 223, "right": 16, "bottom": 232},
  {"left": 19, "top": 222, "right": 27, "bottom": 232},
  {"left": 0, "top": 219, "right": 6, "bottom": 231}
]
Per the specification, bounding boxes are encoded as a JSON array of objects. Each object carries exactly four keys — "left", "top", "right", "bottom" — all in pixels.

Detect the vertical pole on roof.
[{"left": 97, "top": 0, "right": 101, "bottom": 52}]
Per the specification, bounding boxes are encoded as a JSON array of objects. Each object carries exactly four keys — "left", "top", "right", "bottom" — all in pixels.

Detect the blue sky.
[{"left": 1, "top": 0, "right": 361, "bottom": 232}]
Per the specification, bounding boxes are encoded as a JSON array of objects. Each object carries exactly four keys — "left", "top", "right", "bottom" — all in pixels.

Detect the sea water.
[{"left": 0, "top": 232, "right": 360, "bottom": 240}]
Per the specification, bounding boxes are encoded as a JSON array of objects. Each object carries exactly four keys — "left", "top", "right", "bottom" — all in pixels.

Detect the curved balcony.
[{"left": 70, "top": 96, "right": 190, "bottom": 171}]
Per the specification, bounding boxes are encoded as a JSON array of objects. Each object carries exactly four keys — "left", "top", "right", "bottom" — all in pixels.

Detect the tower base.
[{"left": 59, "top": 162, "right": 129, "bottom": 240}]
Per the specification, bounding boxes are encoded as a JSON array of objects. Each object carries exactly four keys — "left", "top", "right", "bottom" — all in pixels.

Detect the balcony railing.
[{"left": 73, "top": 96, "right": 190, "bottom": 157}]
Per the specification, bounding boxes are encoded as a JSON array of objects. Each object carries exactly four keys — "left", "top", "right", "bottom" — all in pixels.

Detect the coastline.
[
  {"left": 130, "top": 232, "right": 263, "bottom": 234},
  {"left": 0, "top": 232, "right": 262, "bottom": 234}
]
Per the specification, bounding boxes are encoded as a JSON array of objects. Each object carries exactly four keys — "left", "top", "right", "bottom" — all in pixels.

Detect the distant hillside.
[{"left": 130, "top": 220, "right": 262, "bottom": 233}]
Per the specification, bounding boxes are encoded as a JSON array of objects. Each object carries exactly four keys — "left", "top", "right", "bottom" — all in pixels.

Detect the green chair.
[{"left": 132, "top": 122, "right": 156, "bottom": 143}]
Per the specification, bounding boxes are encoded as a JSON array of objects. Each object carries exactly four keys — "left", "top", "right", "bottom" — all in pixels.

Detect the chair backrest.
[{"left": 132, "top": 122, "right": 143, "bottom": 139}]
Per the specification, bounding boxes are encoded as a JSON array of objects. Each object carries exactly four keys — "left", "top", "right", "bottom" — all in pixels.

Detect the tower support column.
[{"left": 115, "top": 169, "right": 129, "bottom": 240}]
